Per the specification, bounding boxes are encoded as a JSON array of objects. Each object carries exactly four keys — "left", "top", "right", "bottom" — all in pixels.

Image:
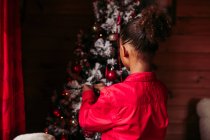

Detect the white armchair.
[
  {"left": 13, "top": 133, "right": 55, "bottom": 140},
  {"left": 196, "top": 98, "right": 210, "bottom": 140}
]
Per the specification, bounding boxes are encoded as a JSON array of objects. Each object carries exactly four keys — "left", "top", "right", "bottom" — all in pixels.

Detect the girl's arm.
[{"left": 79, "top": 87, "right": 115, "bottom": 132}]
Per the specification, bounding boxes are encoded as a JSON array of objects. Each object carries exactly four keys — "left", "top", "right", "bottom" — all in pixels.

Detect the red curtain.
[{"left": 0, "top": 0, "right": 25, "bottom": 139}]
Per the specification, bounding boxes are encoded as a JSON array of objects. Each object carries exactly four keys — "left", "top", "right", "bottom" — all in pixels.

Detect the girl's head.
[{"left": 119, "top": 5, "right": 171, "bottom": 69}]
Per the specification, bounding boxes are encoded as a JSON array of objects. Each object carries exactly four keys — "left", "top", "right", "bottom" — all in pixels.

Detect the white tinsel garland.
[
  {"left": 92, "top": 38, "right": 113, "bottom": 58},
  {"left": 86, "top": 63, "right": 103, "bottom": 85}
]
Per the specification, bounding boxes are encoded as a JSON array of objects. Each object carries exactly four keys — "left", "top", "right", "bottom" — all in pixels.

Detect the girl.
[{"left": 79, "top": 5, "right": 171, "bottom": 140}]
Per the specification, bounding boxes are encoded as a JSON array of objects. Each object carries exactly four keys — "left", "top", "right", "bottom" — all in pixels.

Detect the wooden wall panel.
[
  {"left": 156, "top": 53, "right": 210, "bottom": 70},
  {"left": 168, "top": 106, "right": 188, "bottom": 123},
  {"left": 167, "top": 89, "right": 210, "bottom": 106},
  {"left": 165, "top": 134, "right": 185, "bottom": 140},
  {"left": 174, "top": 18, "right": 210, "bottom": 35},
  {"left": 160, "top": 0, "right": 210, "bottom": 139},
  {"left": 159, "top": 35, "right": 210, "bottom": 53},
  {"left": 177, "top": 0, "right": 210, "bottom": 17},
  {"left": 157, "top": 71, "right": 210, "bottom": 89},
  {"left": 167, "top": 122, "right": 186, "bottom": 134}
]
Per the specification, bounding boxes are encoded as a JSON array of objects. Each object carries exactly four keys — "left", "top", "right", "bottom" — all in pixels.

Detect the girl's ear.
[
  {"left": 121, "top": 45, "right": 129, "bottom": 57},
  {"left": 119, "top": 42, "right": 130, "bottom": 69}
]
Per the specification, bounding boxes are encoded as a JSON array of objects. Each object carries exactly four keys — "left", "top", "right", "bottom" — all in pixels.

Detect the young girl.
[{"left": 79, "top": 5, "right": 171, "bottom": 140}]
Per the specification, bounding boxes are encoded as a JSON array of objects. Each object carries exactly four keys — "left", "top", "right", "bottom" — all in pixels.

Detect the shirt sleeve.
[{"left": 79, "top": 88, "right": 115, "bottom": 132}]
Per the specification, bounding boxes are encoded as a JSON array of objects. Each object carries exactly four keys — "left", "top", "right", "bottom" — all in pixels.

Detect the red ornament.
[
  {"left": 72, "top": 64, "right": 82, "bottom": 73},
  {"left": 106, "top": 70, "right": 117, "bottom": 81},
  {"left": 60, "top": 134, "right": 68, "bottom": 140},
  {"left": 53, "top": 109, "right": 61, "bottom": 117}
]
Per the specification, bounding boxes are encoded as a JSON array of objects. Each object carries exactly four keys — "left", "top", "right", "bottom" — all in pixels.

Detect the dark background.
[{"left": 22, "top": 0, "right": 93, "bottom": 132}]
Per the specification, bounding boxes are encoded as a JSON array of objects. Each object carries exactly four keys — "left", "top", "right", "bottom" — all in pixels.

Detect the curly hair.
[{"left": 120, "top": 5, "right": 172, "bottom": 55}]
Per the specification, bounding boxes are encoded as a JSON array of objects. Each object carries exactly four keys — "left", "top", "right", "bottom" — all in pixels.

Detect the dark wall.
[{"left": 22, "top": 0, "right": 93, "bottom": 132}]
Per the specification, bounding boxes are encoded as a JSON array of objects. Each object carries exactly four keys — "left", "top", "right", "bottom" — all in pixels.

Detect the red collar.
[{"left": 124, "top": 72, "right": 157, "bottom": 82}]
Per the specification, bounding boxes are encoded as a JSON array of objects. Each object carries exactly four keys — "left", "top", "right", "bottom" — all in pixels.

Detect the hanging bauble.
[
  {"left": 108, "top": 33, "right": 118, "bottom": 41},
  {"left": 53, "top": 109, "right": 61, "bottom": 117},
  {"left": 60, "top": 134, "right": 68, "bottom": 140},
  {"left": 72, "top": 64, "right": 82, "bottom": 73},
  {"left": 106, "top": 69, "right": 117, "bottom": 81}
]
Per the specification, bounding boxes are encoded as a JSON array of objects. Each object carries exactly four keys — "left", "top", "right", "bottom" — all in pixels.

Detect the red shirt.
[{"left": 79, "top": 72, "right": 168, "bottom": 140}]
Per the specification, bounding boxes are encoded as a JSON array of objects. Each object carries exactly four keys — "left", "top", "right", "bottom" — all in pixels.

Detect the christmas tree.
[{"left": 44, "top": 0, "right": 157, "bottom": 139}]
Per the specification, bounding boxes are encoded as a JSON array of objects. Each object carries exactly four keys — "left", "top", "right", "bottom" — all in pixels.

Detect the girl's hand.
[
  {"left": 94, "top": 82, "right": 106, "bottom": 91},
  {"left": 82, "top": 84, "right": 92, "bottom": 92}
]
